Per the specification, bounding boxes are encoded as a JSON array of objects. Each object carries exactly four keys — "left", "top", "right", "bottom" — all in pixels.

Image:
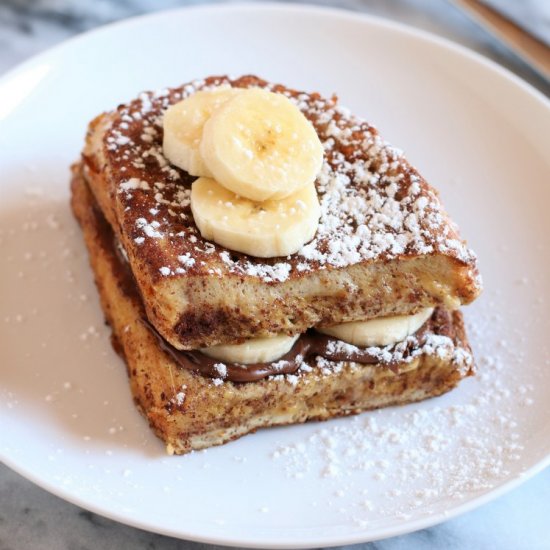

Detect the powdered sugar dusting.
[
  {"left": 119, "top": 178, "right": 150, "bottom": 192},
  {"left": 104, "top": 76, "right": 477, "bottom": 283},
  {"left": 268, "top": 298, "right": 539, "bottom": 526},
  {"left": 271, "top": 372, "right": 526, "bottom": 525}
]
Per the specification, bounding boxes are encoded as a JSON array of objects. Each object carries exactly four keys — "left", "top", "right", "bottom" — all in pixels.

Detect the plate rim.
[
  {"left": 1, "top": 2, "right": 549, "bottom": 547},
  {"left": 2, "top": 449, "right": 549, "bottom": 549}
]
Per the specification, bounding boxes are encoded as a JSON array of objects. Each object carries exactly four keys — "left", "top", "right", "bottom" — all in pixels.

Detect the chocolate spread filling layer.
[
  {"left": 143, "top": 314, "right": 443, "bottom": 383},
  {"left": 93, "top": 187, "right": 449, "bottom": 384}
]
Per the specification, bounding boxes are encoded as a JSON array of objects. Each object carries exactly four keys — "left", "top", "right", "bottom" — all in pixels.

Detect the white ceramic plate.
[{"left": 1, "top": 4, "right": 549, "bottom": 548}]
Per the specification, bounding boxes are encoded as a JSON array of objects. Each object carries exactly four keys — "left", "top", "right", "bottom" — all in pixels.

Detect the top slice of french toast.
[{"left": 81, "top": 75, "right": 481, "bottom": 350}]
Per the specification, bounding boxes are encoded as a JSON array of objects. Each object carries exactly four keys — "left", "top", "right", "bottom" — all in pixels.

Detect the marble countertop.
[{"left": 1, "top": 1, "right": 549, "bottom": 549}]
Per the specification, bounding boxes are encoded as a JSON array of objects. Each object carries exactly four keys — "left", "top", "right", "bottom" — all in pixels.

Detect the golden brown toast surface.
[
  {"left": 71, "top": 170, "right": 475, "bottom": 455},
  {"left": 82, "top": 75, "right": 481, "bottom": 349}
]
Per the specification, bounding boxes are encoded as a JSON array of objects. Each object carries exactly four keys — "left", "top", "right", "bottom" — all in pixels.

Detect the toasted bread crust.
[{"left": 71, "top": 168, "right": 474, "bottom": 455}]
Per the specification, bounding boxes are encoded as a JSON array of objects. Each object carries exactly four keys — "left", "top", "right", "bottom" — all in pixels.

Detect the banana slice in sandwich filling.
[
  {"left": 202, "top": 334, "right": 300, "bottom": 364},
  {"left": 317, "top": 308, "right": 434, "bottom": 347}
]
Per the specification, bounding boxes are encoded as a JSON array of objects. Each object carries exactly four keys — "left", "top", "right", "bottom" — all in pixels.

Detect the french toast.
[
  {"left": 71, "top": 170, "right": 474, "bottom": 454},
  {"left": 72, "top": 75, "right": 481, "bottom": 454},
  {"left": 81, "top": 75, "right": 481, "bottom": 351}
]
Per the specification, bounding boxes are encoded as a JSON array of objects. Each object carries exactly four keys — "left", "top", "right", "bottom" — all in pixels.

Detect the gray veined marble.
[{"left": 0, "top": 1, "right": 549, "bottom": 549}]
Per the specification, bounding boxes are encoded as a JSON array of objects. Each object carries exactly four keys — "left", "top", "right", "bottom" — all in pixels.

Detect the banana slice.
[
  {"left": 200, "top": 88, "right": 323, "bottom": 201},
  {"left": 202, "top": 334, "right": 299, "bottom": 364},
  {"left": 162, "top": 87, "right": 241, "bottom": 177},
  {"left": 318, "top": 308, "right": 434, "bottom": 347},
  {"left": 190, "top": 177, "right": 320, "bottom": 257}
]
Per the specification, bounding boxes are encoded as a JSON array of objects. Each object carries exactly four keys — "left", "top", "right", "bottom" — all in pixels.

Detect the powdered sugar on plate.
[{"left": 268, "top": 297, "right": 539, "bottom": 526}]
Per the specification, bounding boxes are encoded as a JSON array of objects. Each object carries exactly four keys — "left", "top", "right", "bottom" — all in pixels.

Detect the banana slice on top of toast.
[
  {"left": 200, "top": 88, "right": 324, "bottom": 201},
  {"left": 163, "top": 87, "right": 241, "bottom": 177},
  {"left": 190, "top": 177, "right": 320, "bottom": 257}
]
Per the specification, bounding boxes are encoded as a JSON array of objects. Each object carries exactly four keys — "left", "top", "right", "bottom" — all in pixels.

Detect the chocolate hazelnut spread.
[
  {"left": 144, "top": 322, "right": 379, "bottom": 382},
  {"left": 144, "top": 317, "right": 437, "bottom": 383}
]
